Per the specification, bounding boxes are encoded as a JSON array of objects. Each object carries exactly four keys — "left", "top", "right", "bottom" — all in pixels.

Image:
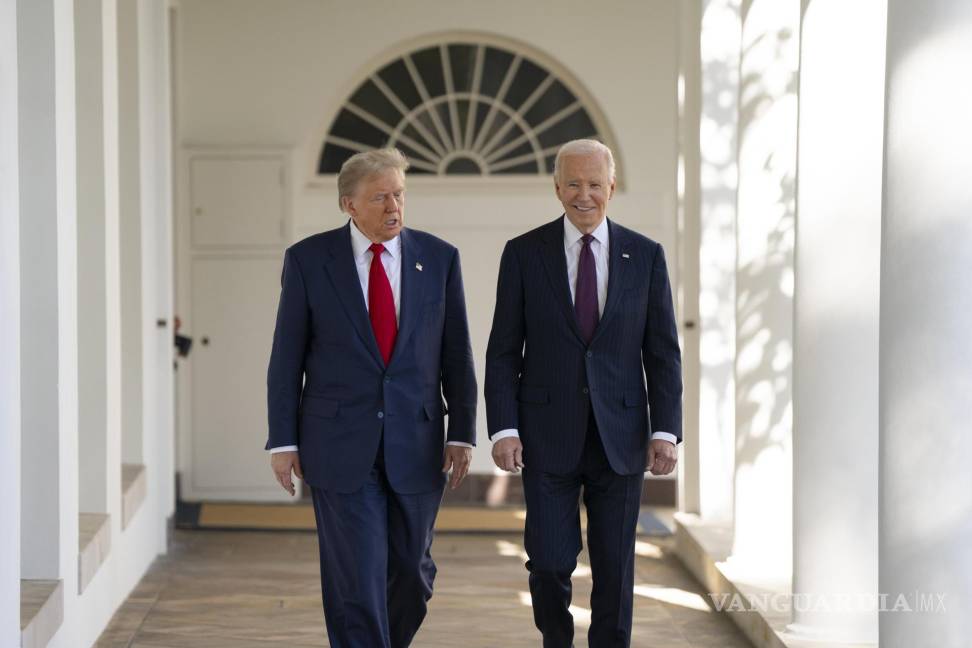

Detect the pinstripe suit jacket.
[
  {"left": 266, "top": 224, "right": 477, "bottom": 494},
  {"left": 485, "top": 216, "right": 682, "bottom": 476}
]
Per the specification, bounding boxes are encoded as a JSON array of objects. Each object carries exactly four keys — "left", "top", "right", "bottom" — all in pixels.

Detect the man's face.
[
  {"left": 555, "top": 153, "right": 616, "bottom": 233},
  {"left": 343, "top": 168, "right": 406, "bottom": 242}
]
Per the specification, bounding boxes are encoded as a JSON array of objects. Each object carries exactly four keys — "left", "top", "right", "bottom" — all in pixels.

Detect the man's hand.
[
  {"left": 270, "top": 451, "right": 303, "bottom": 496},
  {"left": 492, "top": 437, "right": 524, "bottom": 473},
  {"left": 647, "top": 439, "right": 677, "bottom": 475},
  {"left": 442, "top": 445, "right": 472, "bottom": 490}
]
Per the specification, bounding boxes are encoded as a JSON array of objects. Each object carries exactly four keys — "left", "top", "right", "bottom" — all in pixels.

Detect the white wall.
[
  {"left": 76, "top": 0, "right": 111, "bottom": 517},
  {"left": 1, "top": 1, "right": 179, "bottom": 646},
  {"left": 1, "top": 0, "right": 22, "bottom": 643},
  {"left": 19, "top": 0, "right": 75, "bottom": 586},
  {"left": 49, "top": 0, "right": 175, "bottom": 643},
  {"left": 176, "top": 0, "right": 682, "bottom": 474},
  {"left": 118, "top": 0, "right": 144, "bottom": 465}
]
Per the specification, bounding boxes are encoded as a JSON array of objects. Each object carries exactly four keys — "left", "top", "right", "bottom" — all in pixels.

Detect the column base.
[{"left": 674, "top": 513, "right": 877, "bottom": 648}]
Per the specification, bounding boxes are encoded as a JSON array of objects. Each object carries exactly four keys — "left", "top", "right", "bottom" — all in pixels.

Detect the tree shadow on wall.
[{"left": 732, "top": 0, "right": 798, "bottom": 551}]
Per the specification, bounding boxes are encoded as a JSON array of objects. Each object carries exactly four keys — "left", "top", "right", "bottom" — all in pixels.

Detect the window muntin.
[{"left": 318, "top": 42, "right": 606, "bottom": 176}]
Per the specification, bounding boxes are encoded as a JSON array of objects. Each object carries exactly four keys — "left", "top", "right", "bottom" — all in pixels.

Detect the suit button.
[
  {"left": 582, "top": 387, "right": 589, "bottom": 395},
  {"left": 384, "top": 377, "right": 391, "bottom": 384},
  {"left": 586, "top": 351, "right": 593, "bottom": 358},
  {"left": 377, "top": 411, "right": 384, "bottom": 419}
]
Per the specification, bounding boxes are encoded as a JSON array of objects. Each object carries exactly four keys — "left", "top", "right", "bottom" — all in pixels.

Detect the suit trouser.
[
  {"left": 310, "top": 441, "right": 444, "bottom": 648},
  {"left": 522, "top": 416, "right": 645, "bottom": 648}
]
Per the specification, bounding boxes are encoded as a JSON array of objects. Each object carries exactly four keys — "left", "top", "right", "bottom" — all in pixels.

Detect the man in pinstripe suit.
[{"left": 485, "top": 139, "right": 682, "bottom": 648}]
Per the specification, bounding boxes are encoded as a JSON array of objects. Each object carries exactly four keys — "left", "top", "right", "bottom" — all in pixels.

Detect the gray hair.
[
  {"left": 337, "top": 148, "right": 410, "bottom": 210},
  {"left": 553, "top": 139, "right": 616, "bottom": 182}
]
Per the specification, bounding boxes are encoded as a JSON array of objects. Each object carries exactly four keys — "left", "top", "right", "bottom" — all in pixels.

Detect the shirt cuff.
[
  {"left": 491, "top": 429, "right": 520, "bottom": 442},
  {"left": 650, "top": 432, "right": 678, "bottom": 445},
  {"left": 269, "top": 445, "right": 299, "bottom": 453},
  {"left": 446, "top": 441, "right": 473, "bottom": 448}
]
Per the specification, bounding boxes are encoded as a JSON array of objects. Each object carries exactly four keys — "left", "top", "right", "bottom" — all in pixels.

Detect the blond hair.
[{"left": 337, "top": 148, "right": 410, "bottom": 210}]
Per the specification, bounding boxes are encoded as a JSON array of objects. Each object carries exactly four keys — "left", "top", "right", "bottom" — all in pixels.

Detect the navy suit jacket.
[
  {"left": 266, "top": 223, "right": 477, "bottom": 494},
  {"left": 485, "top": 216, "right": 682, "bottom": 476}
]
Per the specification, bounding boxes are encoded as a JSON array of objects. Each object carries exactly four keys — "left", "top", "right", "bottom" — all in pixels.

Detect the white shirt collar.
[
  {"left": 563, "top": 214, "right": 609, "bottom": 249},
  {"left": 350, "top": 219, "right": 401, "bottom": 261}
]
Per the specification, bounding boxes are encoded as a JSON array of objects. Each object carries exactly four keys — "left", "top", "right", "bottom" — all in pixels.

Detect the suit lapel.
[
  {"left": 539, "top": 216, "right": 586, "bottom": 345},
  {"left": 591, "top": 219, "right": 629, "bottom": 342},
  {"left": 322, "top": 223, "right": 384, "bottom": 368},
  {"left": 389, "top": 229, "right": 426, "bottom": 368}
]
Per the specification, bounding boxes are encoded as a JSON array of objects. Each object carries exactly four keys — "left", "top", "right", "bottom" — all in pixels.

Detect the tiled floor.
[{"left": 96, "top": 528, "right": 753, "bottom": 647}]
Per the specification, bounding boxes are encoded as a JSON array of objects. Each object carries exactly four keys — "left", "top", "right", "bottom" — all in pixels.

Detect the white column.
[
  {"left": 676, "top": 0, "right": 702, "bottom": 513},
  {"left": 75, "top": 0, "right": 110, "bottom": 515},
  {"left": 53, "top": 0, "right": 80, "bottom": 601},
  {"left": 139, "top": 0, "right": 176, "bottom": 533},
  {"left": 694, "top": 0, "right": 740, "bottom": 522},
  {"left": 730, "top": 0, "right": 798, "bottom": 576},
  {"left": 880, "top": 1, "right": 972, "bottom": 645},
  {"left": 1, "top": 0, "right": 22, "bottom": 643},
  {"left": 101, "top": 0, "right": 123, "bottom": 533},
  {"left": 787, "top": 0, "right": 884, "bottom": 642}
]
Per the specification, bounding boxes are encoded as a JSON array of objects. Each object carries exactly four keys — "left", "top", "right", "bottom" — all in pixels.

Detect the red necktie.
[{"left": 368, "top": 243, "right": 397, "bottom": 365}]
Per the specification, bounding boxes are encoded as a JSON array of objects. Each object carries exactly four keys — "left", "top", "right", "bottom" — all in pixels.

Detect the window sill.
[
  {"left": 78, "top": 512, "right": 111, "bottom": 594},
  {"left": 122, "top": 464, "right": 147, "bottom": 529},
  {"left": 20, "top": 579, "right": 63, "bottom": 648}
]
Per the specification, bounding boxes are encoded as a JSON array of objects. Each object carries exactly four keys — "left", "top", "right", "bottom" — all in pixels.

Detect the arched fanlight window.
[{"left": 318, "top": 41, "right": 610, "bottom": 176}]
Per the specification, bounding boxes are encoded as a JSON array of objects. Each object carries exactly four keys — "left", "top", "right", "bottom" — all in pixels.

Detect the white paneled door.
[
  {"left": 179, "top": 152, "right": 292, "bottom": 501},
  {"left": 190, "top": 156, "right": 287, "bottom": 247},
  {"left": 190, "top": 255, "right": 283, "bottom": 498}
]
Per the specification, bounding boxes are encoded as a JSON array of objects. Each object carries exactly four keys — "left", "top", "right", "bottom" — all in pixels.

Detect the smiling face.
[
  {"left": 341, "top": 168, "right": 406, "bottom": 242},
  {"left": 555, "top": 152, "right": 616, "bottom": 234}
]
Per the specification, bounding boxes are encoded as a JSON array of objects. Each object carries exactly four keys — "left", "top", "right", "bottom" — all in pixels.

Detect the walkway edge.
[{"left": 673, "top": 513, "right": 876, "bottom": 648}]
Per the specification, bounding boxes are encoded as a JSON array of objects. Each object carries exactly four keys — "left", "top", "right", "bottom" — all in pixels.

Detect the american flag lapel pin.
[{"left": 416, "top": 262, "right": 423, "bottom": 271}]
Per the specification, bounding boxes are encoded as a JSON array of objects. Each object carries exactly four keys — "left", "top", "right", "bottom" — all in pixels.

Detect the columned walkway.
[{"left": 96, "top": 529, "right": 752, "bottom": 647}]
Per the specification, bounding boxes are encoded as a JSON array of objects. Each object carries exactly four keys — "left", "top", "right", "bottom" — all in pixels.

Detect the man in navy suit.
[
  {"left": 485, "top": 139, "right": 682, "bottom": 647},
  {"left": 266, "top": 148, "right": 477, "bottom": 648}
]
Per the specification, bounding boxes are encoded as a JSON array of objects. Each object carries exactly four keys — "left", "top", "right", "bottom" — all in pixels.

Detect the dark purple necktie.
[{"left": 575, "top": 234, "right": 599, "bottom": 344}]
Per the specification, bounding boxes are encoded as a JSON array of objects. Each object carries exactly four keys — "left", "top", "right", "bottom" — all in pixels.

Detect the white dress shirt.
[
  {"left": 492, "top": 216, "right": 678, "bottom": 448},
  {"left": 271, "top": 221, "right": 471, "bottom": 453},
  {"left": 565, "top": 215, "right": 610, "bottom": 316},
  {"left": 349, "top": 219, "right": 402, "bottom": 320}
]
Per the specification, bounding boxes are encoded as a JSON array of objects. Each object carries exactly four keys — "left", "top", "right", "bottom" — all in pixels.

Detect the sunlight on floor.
[
  {"left": 516, "top": 592, "right": 594, "bottom": 629},
  {"left": 634, "top": 584, "right": 712, "bottom": 612},
  {"left": 494, "top": 539, "right": 592, "bottom": 576},
  {"left": 635, "top": 540, "right": 664, "bottom": 559}
]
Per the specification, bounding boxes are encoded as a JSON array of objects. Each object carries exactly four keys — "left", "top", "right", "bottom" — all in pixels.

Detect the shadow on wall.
[
  {"left": 732, "top": 0, "right": 798, "bottom": 564},
  {"left": 698, "top": 0, "right": 742, "bottom": 521}
]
